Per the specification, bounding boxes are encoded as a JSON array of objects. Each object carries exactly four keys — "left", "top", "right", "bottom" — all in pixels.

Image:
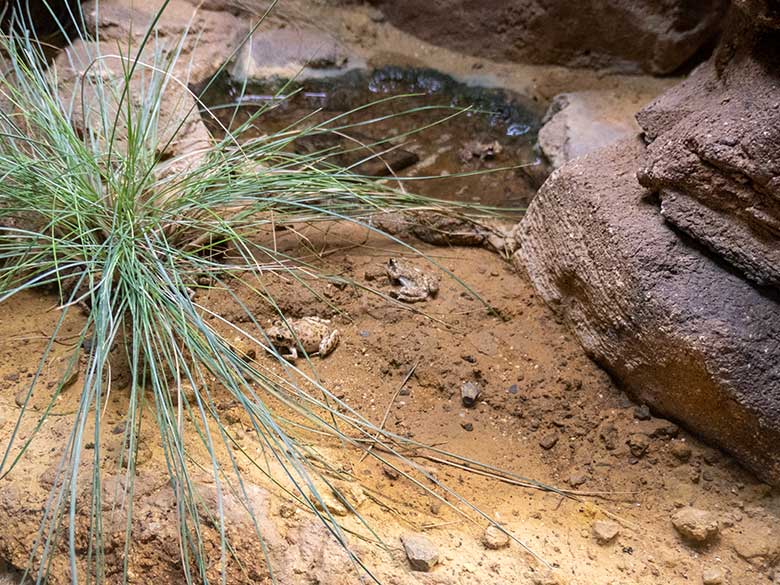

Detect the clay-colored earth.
[
  {"left": 1, "top": 222, "right": 778, "bottom": 584},
  {"left": 0, "top": 1, "right": 778, "bottom": 584}
]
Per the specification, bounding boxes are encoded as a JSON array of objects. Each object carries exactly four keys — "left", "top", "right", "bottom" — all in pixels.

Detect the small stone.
[
  {"left": 592, "top": 520, "right": 620, "bottom": 545},
  {"left": 672, "top": 507, "right": 719, "bottom": 545},
  {"left": 14, "top": 388, "right": 31, "bottom": 408},
  {"left": 670, "top": 441, "right": 692, "bottom": 462},
  {"left": 460, "top": 381, "right": 481, "bottom": 407},
  {"left": 52, "top": 358, "right": 80, "bottom": 390},
  {"left": 539, "top": 433, "right": 559, "bottom": 450},
  {"left": 366, "top": 5, "right": 385, "bottom": 22},
  {"left": 634, "top": 404, "right": 651, "bottom": 420},
  {"left": 702, "top": 567, "right": 724, "bottom": 585},
  {"left": 401, "top": 533, "right": 439, "bottom": 572},
  {"left": 627, "top": 433, "right": 650, "bottom": 458},
  {"left": 482, "top": 525, "right": 510, "bottom": 550},
  {"left": 460, "top": 422, "right": 474, "bottom": 432},
  {"left": 568, "top": 470, "right": 588, "bottom": 487},
  {"left": 331, "top": 480, "right": 366, "bottom": 511},
  {"left": 383, "top": 465, "right": 400, "bottom": 480}
]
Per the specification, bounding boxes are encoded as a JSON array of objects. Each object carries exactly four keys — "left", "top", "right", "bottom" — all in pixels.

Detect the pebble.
[
  {"left": 539, "top": 433, "right": 559, "bottom": 450},
  {"left": 702, "top": 567, "right": 724, "bottom": 584},
  {"left": 634, "top": 404, "right": 652, "bottom": 420},
  {"left": 524, "top": 569, "right": 559, "bottom": 585},
  {"left": 401, "top": 533, "right": 439, "bottom": 572},
  {"left": 670, "top": 441, "right": 693, "bottom": 462},
  {"left": 460, "top": 422, "right": 474, "bottom": 432},
  {"left": 627, "top": 433, "right": 650, "bottom": 458},
  {"left": 460, "top": 381, "right": 481, "bottom": 407},
  {"left": 383, "top": 465, "right": 400, "bottom": 480},
  {"left": 568, "top": 470, "right": 588, "bottom": 487},
  {"left": 592, "top": 520, "right": 620, "bottom": 545},
  {"left": 671, "top": 507, "right": 719, "bottom": 545},
  {"left": 482, "top": 525, "right": 510, "bottom": 550}
]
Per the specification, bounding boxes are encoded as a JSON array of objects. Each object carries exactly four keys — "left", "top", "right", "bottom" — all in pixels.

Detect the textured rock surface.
[
  {"left": 591, "top": 520, "right": 620, "bottom": 545},
  {"left": 538, "top": 89, "right": 665, "bottom": 169},
  {"left": 372, "top": 0, "right": 727, "bottom": 74},
  {"left": 230, "top": 28, "right": 354, "bottom": 82},
  {"left": 81, "top": 0, "right": 241, "bottom": 84},
  {"left": 671, "top": 507, "right": 720, "bottom": 545},
  {"left": 54, "top": 0, "right": 245, "bottom": 178},
  {"left": 515, "top": 138, "right": 780, "bottom": 485},
  {"left": 401, "top": 532, "right": 439, "bottom": 572},
  {"left": 636, "top": 12, "right": 780, "bottom": 288},
  {"left": 53, "top": 39, "right": 211, "bottom": 174}
]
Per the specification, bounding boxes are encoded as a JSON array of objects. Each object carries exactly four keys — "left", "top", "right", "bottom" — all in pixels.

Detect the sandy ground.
[
  {"left": 0, "top": 2, "right": 778, "bottom": 584},
  {"left": 0, "top": 223, "right": 778, "bottom": 584}
]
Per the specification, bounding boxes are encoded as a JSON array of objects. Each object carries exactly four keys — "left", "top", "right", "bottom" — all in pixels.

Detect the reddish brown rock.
[
  {"left": 515, "top": 138, "right": 780, "bottom": 486},
  {"left": 636, "top": 8, "right": 780, "bottom": 288},
  {"left": 371, "top": 0, "right": 727, "bottom": 74}
]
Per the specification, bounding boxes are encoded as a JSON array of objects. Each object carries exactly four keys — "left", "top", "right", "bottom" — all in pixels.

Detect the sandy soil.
[
  {"left": 0, "top": 2, "right": 778, "bottom": 584},
  {"left": 1, "top": 223, "right": 778, "bottom": 584}
]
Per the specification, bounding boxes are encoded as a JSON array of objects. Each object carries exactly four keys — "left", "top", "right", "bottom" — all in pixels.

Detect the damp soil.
[
  {"left": 199, "top": 67, "right": 547, "bottom": 208},
  {"left": 0, "top": 224, "right": 778, "bottom": 585}
]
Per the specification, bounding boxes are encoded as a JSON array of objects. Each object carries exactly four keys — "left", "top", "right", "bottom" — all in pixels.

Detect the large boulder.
[
  {"left": 371, "top": 0, "right": 728, "bottom": 74},
  {"left": 636, "top": 9, "right": 780, "bottom": 288},
  {"left": 515, "top": 138, "right": 780, "bottom": 485}
]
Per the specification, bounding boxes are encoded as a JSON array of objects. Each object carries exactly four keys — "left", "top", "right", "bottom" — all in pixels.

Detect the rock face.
[
  {"left": 538, "top": 89, "right": 666, "bottom": 169},
  {"left": 636, "top": 10, "right": 780, "bottom": 288},
  {"left": 54, "top": 0, "right": 243, "bottom": 178},
  {"left": 515, "top": 138, "right": 780, "bottom": 485},
  {"left": 81, "top": 0, "right": 242, "bottom": 84},
  {"left": 230, "top": 28, "right": 353, "bottom": 83},
  {"left": 372, "top": 0, "right": 728, "bottom": 74}
]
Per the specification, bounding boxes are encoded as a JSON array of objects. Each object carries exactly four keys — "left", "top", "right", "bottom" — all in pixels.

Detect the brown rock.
[
  {"left": 482, "top": 525, "right": 510, "bottom": 550},
  {"left": 539, "top": 89, "right": 668, "bottom": 169},
  {"left": 637, "top": 15, "right": 780, "bottom": 288},
  {"left": 670, "top": 441, "right": 693, "bottom": 462},
  {"left": 401, "top": 533, "right": 439, "bottom": 572},
  {"left": 53, "top": 39, "right": 212, "bottom": 176},
  {"left": 627, "top": 433, "right": 651, "bottom": 458},
  {"left": 702, "top": 567, "right": 725, "bottom": 585},
  {"left": 539, "top": 433, "right": 559, "bottom": 450},
  {"left": 592, "top": 520, "right": 620, "bottom": 545},
  {"left": 81, "top": 0, "right": 242, "bottom": 84},
  {"left": 515, "top": 138, "right": 780, "bottom": 486},
  {"left": 373, "top": 0, "right": 727, "bottom": 74},
  {"left": 672, "top": 507, "right": 719, "bottom": 545},
  {"left": 230, "top": 28, "right": 350, "bottom": 82}
]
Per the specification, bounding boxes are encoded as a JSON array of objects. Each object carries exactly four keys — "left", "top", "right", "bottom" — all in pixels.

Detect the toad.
[
  {"left": 266, "top": 317, "right": 340, "bottom": 360},
  {"left": 385, "top": 258, "right": 439, "bottom": 303}
]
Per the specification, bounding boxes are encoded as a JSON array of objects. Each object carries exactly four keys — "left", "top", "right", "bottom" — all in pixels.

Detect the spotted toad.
[
  {"left": 385, "top": 258, "right": 439, "bottom": 303},
  {"left": 266, "top": 317, "right": 340, "bottom": 360}
]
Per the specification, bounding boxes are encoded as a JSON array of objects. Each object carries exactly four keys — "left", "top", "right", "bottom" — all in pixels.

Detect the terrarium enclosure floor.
[{"left": 0, "top": 223, "right": 778, "bottom": 585}]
